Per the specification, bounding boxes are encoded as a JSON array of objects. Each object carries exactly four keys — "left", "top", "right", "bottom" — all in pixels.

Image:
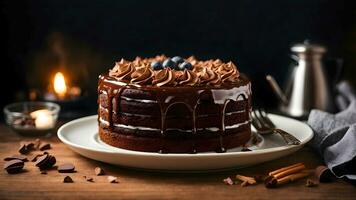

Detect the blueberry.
[
  {"left": 151, "top": 61, "right": 163, "bottom": 70},
  {"left": 162, "top": 59, "right": 177, "bottom": 69},
  {"left": 172, "top": 56, "right": 184, "bottom": 64},
  {"left": 178, "top": 62, "right": 193, "bottom": 70}
]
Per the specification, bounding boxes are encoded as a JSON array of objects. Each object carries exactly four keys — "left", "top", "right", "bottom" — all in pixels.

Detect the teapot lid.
[{"left": 291, "top": 40, "right": 326, "bottom": 53}]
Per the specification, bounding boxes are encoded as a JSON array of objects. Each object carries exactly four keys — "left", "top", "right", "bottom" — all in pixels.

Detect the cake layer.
[
  {"left": 99, "top": 117, "right": 251, "bottom": 138},
  {"left": 99, "top": 126, "right": 251, "bottom": 153},
  {"left": 99, "top": 111, "right": 248, "bottom": 130},
  {"left": 98, "top": 89, "right": 250, "bottom": 116}
]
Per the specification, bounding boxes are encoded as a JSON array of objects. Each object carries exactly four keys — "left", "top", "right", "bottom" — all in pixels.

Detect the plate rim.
[
  {"left": 58, "top": 114, "right": 313, "bottom": 157},
  {"left": 57, "top": 114, "right": 313, "bottom": 158}
]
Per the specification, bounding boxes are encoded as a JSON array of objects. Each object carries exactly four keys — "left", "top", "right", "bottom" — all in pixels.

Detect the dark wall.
[{"left": 1, "top": 0, "right": 355, "bottom": 110}]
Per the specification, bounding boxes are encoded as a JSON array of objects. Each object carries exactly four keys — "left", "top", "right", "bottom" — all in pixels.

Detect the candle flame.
[{"left": 54, "top": 72, "right": 67, "bottom": 97}]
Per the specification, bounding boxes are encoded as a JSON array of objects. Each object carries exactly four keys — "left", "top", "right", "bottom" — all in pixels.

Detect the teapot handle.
[{"left": 290, "top": 54, "right": 300, "bottom": 65}]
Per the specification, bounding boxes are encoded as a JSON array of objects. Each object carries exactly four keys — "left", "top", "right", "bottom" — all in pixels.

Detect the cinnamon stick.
[
  {"left": 268, "top": 163, "right": 304, "bottom": 176},
  {"left": 273, "top": 164, "right": 306, "bottom": 179},
  {"left": 276, "top": 172, "right": 310, "bottom": 185}
]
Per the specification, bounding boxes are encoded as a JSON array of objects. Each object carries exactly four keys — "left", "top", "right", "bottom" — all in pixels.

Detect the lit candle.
[
  {"left": 54, "top": 72, "right": 67, "bottom": 98},
  {"left": 30, "top": 109, "right": 55, "bottom": 129}
]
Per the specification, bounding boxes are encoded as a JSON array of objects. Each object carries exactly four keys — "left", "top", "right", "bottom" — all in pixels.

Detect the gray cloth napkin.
[{"left": 308, "top": 81, "right": 356, "bottom": 181}]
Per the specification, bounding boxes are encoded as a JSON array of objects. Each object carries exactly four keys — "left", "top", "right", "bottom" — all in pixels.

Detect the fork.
[{"left": 251, "top": 108, "right": 301, "bottom": 145}]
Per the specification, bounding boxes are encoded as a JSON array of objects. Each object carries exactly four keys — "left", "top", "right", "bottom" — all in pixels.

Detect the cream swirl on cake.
[
  {"left": 198, "top": 67, "right": 221, "bottom": 86},
  {"left": 152, "top": 68, "right": 176, "bottom": 87},
  {"left": 176, "top": 69, "right": 199, "bottom": 86},
  {"left": 108, "top": 55, "right": 241, "bottom": 87},
  {"left": 130, "top": 66, "right": 154, "bottom": 84},
  {"left": 109, "top": 59, "right": 135, "bottom": 80}
]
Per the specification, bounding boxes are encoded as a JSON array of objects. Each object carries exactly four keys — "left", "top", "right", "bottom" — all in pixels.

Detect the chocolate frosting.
[
  {"left": 176, "top": 69, "right": 199, "bottom": 86},
  {"left": 109, "top": 59, "right": 134, "bottom": 80},
  {"left": 198, "top": 67, "right": 221, "bottom": 86},
  {"left": 108, "top": 55, "right": 241, "bottom": 87},
  {"left": 130, "top": 66, "right": 154, "bottom": 85},
  {"left": 152, "top": 68, "right": 176, "bottom": 87},
  {"left": 219, "top": 62, "right": 239, "bottom": 83}
]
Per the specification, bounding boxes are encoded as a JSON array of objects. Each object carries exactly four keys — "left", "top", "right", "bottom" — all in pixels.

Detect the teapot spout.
[{"left": 266, "top": 75, "right": 289, "bottom": 105}]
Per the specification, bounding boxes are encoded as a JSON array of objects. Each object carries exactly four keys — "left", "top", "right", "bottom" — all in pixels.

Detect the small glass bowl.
[{"left": 3, "top": 102, "right": 60, "bottom": 136}]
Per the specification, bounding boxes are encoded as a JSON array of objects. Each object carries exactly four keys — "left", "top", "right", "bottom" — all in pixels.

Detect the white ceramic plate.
[{"left": 57, "top": 114, "right": 313, "bottom": 172}]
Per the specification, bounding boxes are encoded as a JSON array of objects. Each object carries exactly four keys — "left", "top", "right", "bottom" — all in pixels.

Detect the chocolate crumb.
[
  {"left": 107, "top": 176, "right": 118, "bottom": 183},
  {"left": 223, "top": 177, "right": 234, "bottom": 185},
  {"left": 95, "top": 167, "right": 105, "bottom": 176},
  {"left": 39, "top": 143, "right": 51, "bottom": 151},
  {"left": 63, "top": 176, "right": 73, "bottom": 183},
  {"left": 83, "top": 176, "right": 94, "bottom": 182},
  {"left": 305, "top": 179, "right": 318, "bottom": 187}
]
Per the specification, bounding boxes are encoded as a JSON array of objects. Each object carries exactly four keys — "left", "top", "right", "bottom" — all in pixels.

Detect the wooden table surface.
[{"left": 0, "top": 124, "right": 355, "bottom": 200}]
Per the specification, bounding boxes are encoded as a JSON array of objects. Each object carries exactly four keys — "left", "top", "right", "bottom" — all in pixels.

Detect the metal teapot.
[{"left": 266, "top": 41, "right": 340, "bottom": 118}]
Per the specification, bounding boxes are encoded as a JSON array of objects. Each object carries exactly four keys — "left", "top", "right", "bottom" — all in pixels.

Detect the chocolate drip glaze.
[{"left": 98, "top": 74, "right": 252, "bottom": 153}]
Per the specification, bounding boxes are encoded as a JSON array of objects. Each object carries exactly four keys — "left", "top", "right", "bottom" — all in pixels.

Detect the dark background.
[{"left": 1, "top": 0, "right": 355, "bottom": 117}]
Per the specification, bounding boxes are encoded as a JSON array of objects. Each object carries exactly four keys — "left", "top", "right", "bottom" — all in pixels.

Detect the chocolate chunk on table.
[
  {"left": 34, "top": 154, "right": 56, "bottom": 170},
  {"left": 4, "top": 159, "right": 24, "bottom": 174},
  {"left": 39, "top": 143, "right": 51, "bottom": 151},
  {"left": 63, "top": 176, "right": 73, "bottom": 183},
  {"left": 58, "top": 163, "right": 75, "bottom": 173},
  {"left": 4, "top": 155, "right": 28, "bottom": 162}
]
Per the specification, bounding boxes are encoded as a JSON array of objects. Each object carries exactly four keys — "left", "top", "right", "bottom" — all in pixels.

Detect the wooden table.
[{"left": 0, "top": 124, "right": 355, "bottom": 200}]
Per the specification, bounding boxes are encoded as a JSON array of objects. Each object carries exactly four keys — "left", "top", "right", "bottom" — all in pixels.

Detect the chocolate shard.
[
  {"left": 95, "top": 167, "right": 105, "bottom": 176},
  {"left": 63, "top": 176, "right": 74, "bottom": 183},
  {"left": 58, "top": 163, "right": 75, "bottom": 173},
  {"left": 18, "top": 144, "right": 29, "bottom": 154},
  {"left": 4, "top": 155, "right": 28, "bottom": 162},
  {"left": 315, "top": 166, "right": 335, "bottom": 183},
  {"left": 39, "top": 143, "right": 51, "bottom": 151},
  {"left": 26, "top": 142, "right": 35, "bottom": 151},
  {"left": 83, "top": 176, "right": 94, "bottom": 182},
  {"left": 3, "top": 159, "right": 24, "bottom": 174}
]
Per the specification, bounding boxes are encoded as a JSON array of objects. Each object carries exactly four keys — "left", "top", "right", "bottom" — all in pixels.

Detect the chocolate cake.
[{"left": 98, "top": 55, "right": 252, "bottom": 153}]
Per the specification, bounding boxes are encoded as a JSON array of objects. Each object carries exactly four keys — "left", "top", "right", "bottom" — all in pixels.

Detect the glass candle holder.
[{"left": 3, "top": 102, "right": 60, "bottom": 136}]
